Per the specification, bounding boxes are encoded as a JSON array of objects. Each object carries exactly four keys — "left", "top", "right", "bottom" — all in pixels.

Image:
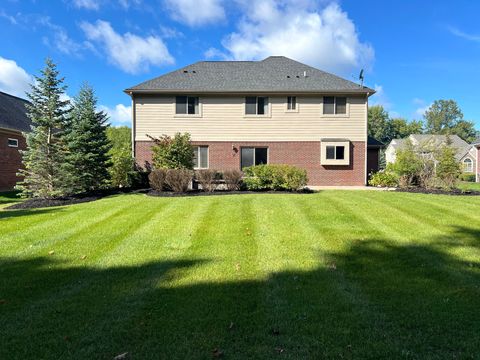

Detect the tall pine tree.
[
  {"left": 17, "top": 58, "right": 71, "bottom": 198},
  {"left": 64, "top": 83, "right": 111, "bottom": 193}
]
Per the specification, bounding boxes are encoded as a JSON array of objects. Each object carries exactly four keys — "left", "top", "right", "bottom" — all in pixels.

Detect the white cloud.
[
  {"left": 369, "top": 84, "right": 391, "bottom": 109},
  {"left": 73, "top": 0, "right": 100, "bottom": 10},
  {"left": 99, "top": 104, "right": 132, "bottom": 126},
  {"left": 0, "top": 10, "right": 17, "bottom": 24},
  {"left": 81, "top": 20, "right": 174, "bottom": 73},
  {"left": 165, "top": 0, "right": 225, "bottom": 27},
  {"left": 0, "top": 57, "right": 33, "bottom": 98},
  {"left": 118, "top": 0, "right": 142, "bottom": 9},
  {"left": 412, "top": 98, "right": 432, "bottom": 119},
  {"left": 215, "top": 1, "right": 373, "bottom": 76},
  {"left": 447, "top": 26, "right": 480, "bottom": 42}
]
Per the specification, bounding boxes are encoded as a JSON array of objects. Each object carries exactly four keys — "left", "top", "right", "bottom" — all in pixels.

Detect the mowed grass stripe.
[{"left": 0, "top": 195, "right": 133, "bottom": 253}]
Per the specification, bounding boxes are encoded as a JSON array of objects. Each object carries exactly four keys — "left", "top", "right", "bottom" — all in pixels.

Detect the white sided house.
[{"left": 125, "top": 56, "right": 378, "bottom": 186}]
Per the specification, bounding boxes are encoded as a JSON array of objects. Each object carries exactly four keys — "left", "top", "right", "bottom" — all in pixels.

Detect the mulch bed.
[
  {"left": 395, "top": 187, "right": 480, "bottom": 196},
  {"left": 146, "top": 188, "right": 316, "bottom": 197},
  {"left": 5, "top": 189, "right": 145, "bottom": 210}
]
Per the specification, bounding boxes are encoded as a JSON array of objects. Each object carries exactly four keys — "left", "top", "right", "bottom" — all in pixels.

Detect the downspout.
[
  {"left": 131, "top": 93, "right": 136, "bottom": 160},
  {"left": 365, "top": 92, "right": 369, "bottom": 185}
]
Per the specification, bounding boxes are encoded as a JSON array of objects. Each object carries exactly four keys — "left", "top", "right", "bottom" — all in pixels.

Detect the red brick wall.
[
  {"left": 135, "top": 140, "right": 366, "bottom": 186},
  {"left": 0, "top": 129, "right": 26, "bottom": 190}
]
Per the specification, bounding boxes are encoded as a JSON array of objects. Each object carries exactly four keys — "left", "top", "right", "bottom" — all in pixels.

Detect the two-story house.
[
  {"left": 0, "top": 91, "right": 30, "bottom": 190},
  {"left": 125, "top": 56, "right": 375, "bottom": 186}
]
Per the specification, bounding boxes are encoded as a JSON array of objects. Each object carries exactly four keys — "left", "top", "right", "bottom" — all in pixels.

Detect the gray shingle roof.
[
  {"left": 388, "top": 134, "right": 472, "bottom": 161},
  {"left": 0, "top": 91, "right": 31, "bottom": 133},
  {"left": 126, "top": 56, "right": 374, "bottom": 94}
]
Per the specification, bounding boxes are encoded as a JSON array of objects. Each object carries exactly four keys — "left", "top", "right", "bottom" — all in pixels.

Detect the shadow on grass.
[
  {"left": 0, "top": 191, "right": 21, "bottom": 205},
  {"left": 1, "top": 226, "right": 479, "bottom": 359},
  {"left": 0, "top": 207, "right": 62, "bottom": 220}
]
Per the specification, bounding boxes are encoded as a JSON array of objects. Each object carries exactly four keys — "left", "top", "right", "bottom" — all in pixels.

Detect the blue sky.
[{"left": 0, "top": 0, "right": 479, "bottom": 128}]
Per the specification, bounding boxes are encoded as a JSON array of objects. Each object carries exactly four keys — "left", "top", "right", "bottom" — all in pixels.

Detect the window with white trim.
[
  {"left": 287, "top": 96, "right": 297, "bottom": 111},
  {"left": 176, "top": 96, "right": 199, "bottom": 115},
  {"left": 321, "top": 141, "right": 350, "bottom": 165},
  {"left": 463, "top": 158, "right": 473, "bottom": 173},
  {"left": 7, "top": 138, "right": 18, "bottom": 147},
  {"left": 241, "top": 147, "right": 268, "bottom": 169},
  {"left": 323, "top": 96, "right": 347, "bottom": 115},
  {"left": 245, "top": 96, "right": 269, "bottom": 115},
  {"left": 193, "top": 146, "right": 208, "bottom": 169}
]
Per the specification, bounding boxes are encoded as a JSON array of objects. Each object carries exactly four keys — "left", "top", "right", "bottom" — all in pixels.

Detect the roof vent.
[
  {"left": 286, "top": 75, "right": 290, "bottom": 78},
  {"left": 192, "top": 70, "right": 196, "bottom": 73},
  {"left": 303, "top": 71, "right": 307, "bottom": 77},
  {"left": 183, "top": 70, "right": 188, "bottom": 73},
  {"left": 296, "top": 75, "right": 300, "bottom": 78}
]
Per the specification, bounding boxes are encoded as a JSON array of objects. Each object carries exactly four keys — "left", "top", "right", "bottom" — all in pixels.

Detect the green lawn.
[
  {"left": 1, "top": 191, "right": 479, "bottom": 359},
  {"left": 458, "top": 181, "right": 480, "bottom": 191}
]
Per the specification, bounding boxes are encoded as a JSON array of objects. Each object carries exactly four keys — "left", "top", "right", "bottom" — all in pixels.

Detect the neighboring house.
[
  {"left": 473, "top": 137, "right": 480, "bottom": 182},
  {"left": 0, "top": 91, "right": 30, "bottom": 190},
  {"left": 386, "top": 134, "right": 478, "bottom": 180},
  {"left": 125, "top": 56, "right": 376, "bottom": 186}
]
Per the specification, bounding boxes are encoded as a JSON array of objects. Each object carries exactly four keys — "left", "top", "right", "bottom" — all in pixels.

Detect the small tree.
[
  {"left": 16, "top": 58, "right": 71, "bottom": 198},
  {"left": 64, "top": 83, "right": 111, "bottom": 193},
  {"left": 436, "top": 141, "right": 461, "bottom": 189},
  {"left": 150, "top": 132, "right": 194, "bottom": 169},
  {"left": 391, "top": 140, "right": 423, "bottom": 187},
  {"left": 106, "top": 126, "right": 135, "bottom": 188}
]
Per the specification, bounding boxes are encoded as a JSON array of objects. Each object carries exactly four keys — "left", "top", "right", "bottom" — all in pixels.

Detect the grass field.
[
  {"left": 458, "top": 181, "right": 480, "bottom": 191},
  {"left": 1, "top": 191, "right": 479, "bottom": 359}
]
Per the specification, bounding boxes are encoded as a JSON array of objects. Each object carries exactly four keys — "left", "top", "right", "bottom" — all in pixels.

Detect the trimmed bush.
[
  {"left": 459, "top": 173, "right": 476, "bottom": 182},
  {"left": 195, "top": 169, "right": 217, "bottom": 192},
  {"left": 165, "top": 169, "right": 193, "bottom": 193},
  {"left": 149, "top": 169, "right": 167, "bottom": 191},
  {"left": 243, "top": 164, "right": 307, "bottom": 191},
  {"left": 223, "top": 169, "right": 243, "bottom": 191},
  {"left": 368, "top": 169, "right": 399, "bottom": 187}
]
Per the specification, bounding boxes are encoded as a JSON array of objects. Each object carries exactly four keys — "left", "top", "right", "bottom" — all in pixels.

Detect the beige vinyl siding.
[{"left": 134, "top": 95, "right": 367, "bottom": 142}]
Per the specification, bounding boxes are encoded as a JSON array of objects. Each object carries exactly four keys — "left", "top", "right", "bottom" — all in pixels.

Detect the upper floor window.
[
  {"left": 245, "top": 96, "right": 269, "bottom": 115},
  {"left": 287, "top": 96, "right": 297, "bottom": 111},
  {"left": 193, "top": 146, "right": 208, "bottom": 169},
  {"left": 7, "top": 138, "right": 18, "bottom": 147},
  {"left": 176, "top": 96, "right": 199, "bottom": 115},
  {"left": 463, "top": 158, "right": 473, "bottom": 173},
  {"left": 323, "top": 96, "right": 347, "bottom": 115}
]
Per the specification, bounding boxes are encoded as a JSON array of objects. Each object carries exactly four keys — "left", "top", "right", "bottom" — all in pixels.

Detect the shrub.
[
  {"left": 368, "top": 169, "right": 399, "bottom": 187},
  {"left": 436, "top": 144, "right": 461, "bottom": 189},
  {"left": 459, "top": 173, "right": 476, "bottom": 182},
  {"left": 418, "top": 158, "right": 436, "bottom": 189},
  {"left": 109, "top": 149, "right": 136, "bottom": 188},
  {"left": 150, "top": 133, "right": 194, "bottom": 169},
  {"left": 243, "top": 164, "right": 307, "bottom": 191},
  {"left": 195, "top": 169, "right": 217, "bottom": 192},
  {"left": 223, "top": 169, "right": 243, "bottom": 191},
  {"left": 149, "top": 169, "right": 167, "bottom": 191},
  {"left": 391, "top": 140, "right": 422, "bottom": 187},
  {"left": 165, "top": 169, "right": 193, "bottom": 193}
]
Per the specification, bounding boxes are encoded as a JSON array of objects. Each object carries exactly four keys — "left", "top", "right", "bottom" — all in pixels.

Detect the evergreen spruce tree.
[
  {"left": 64, "top": 83, "right": 111, "bottom": 193},
  {"left": 16, "top": 58, "right": 71, "bottom": 198}
]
